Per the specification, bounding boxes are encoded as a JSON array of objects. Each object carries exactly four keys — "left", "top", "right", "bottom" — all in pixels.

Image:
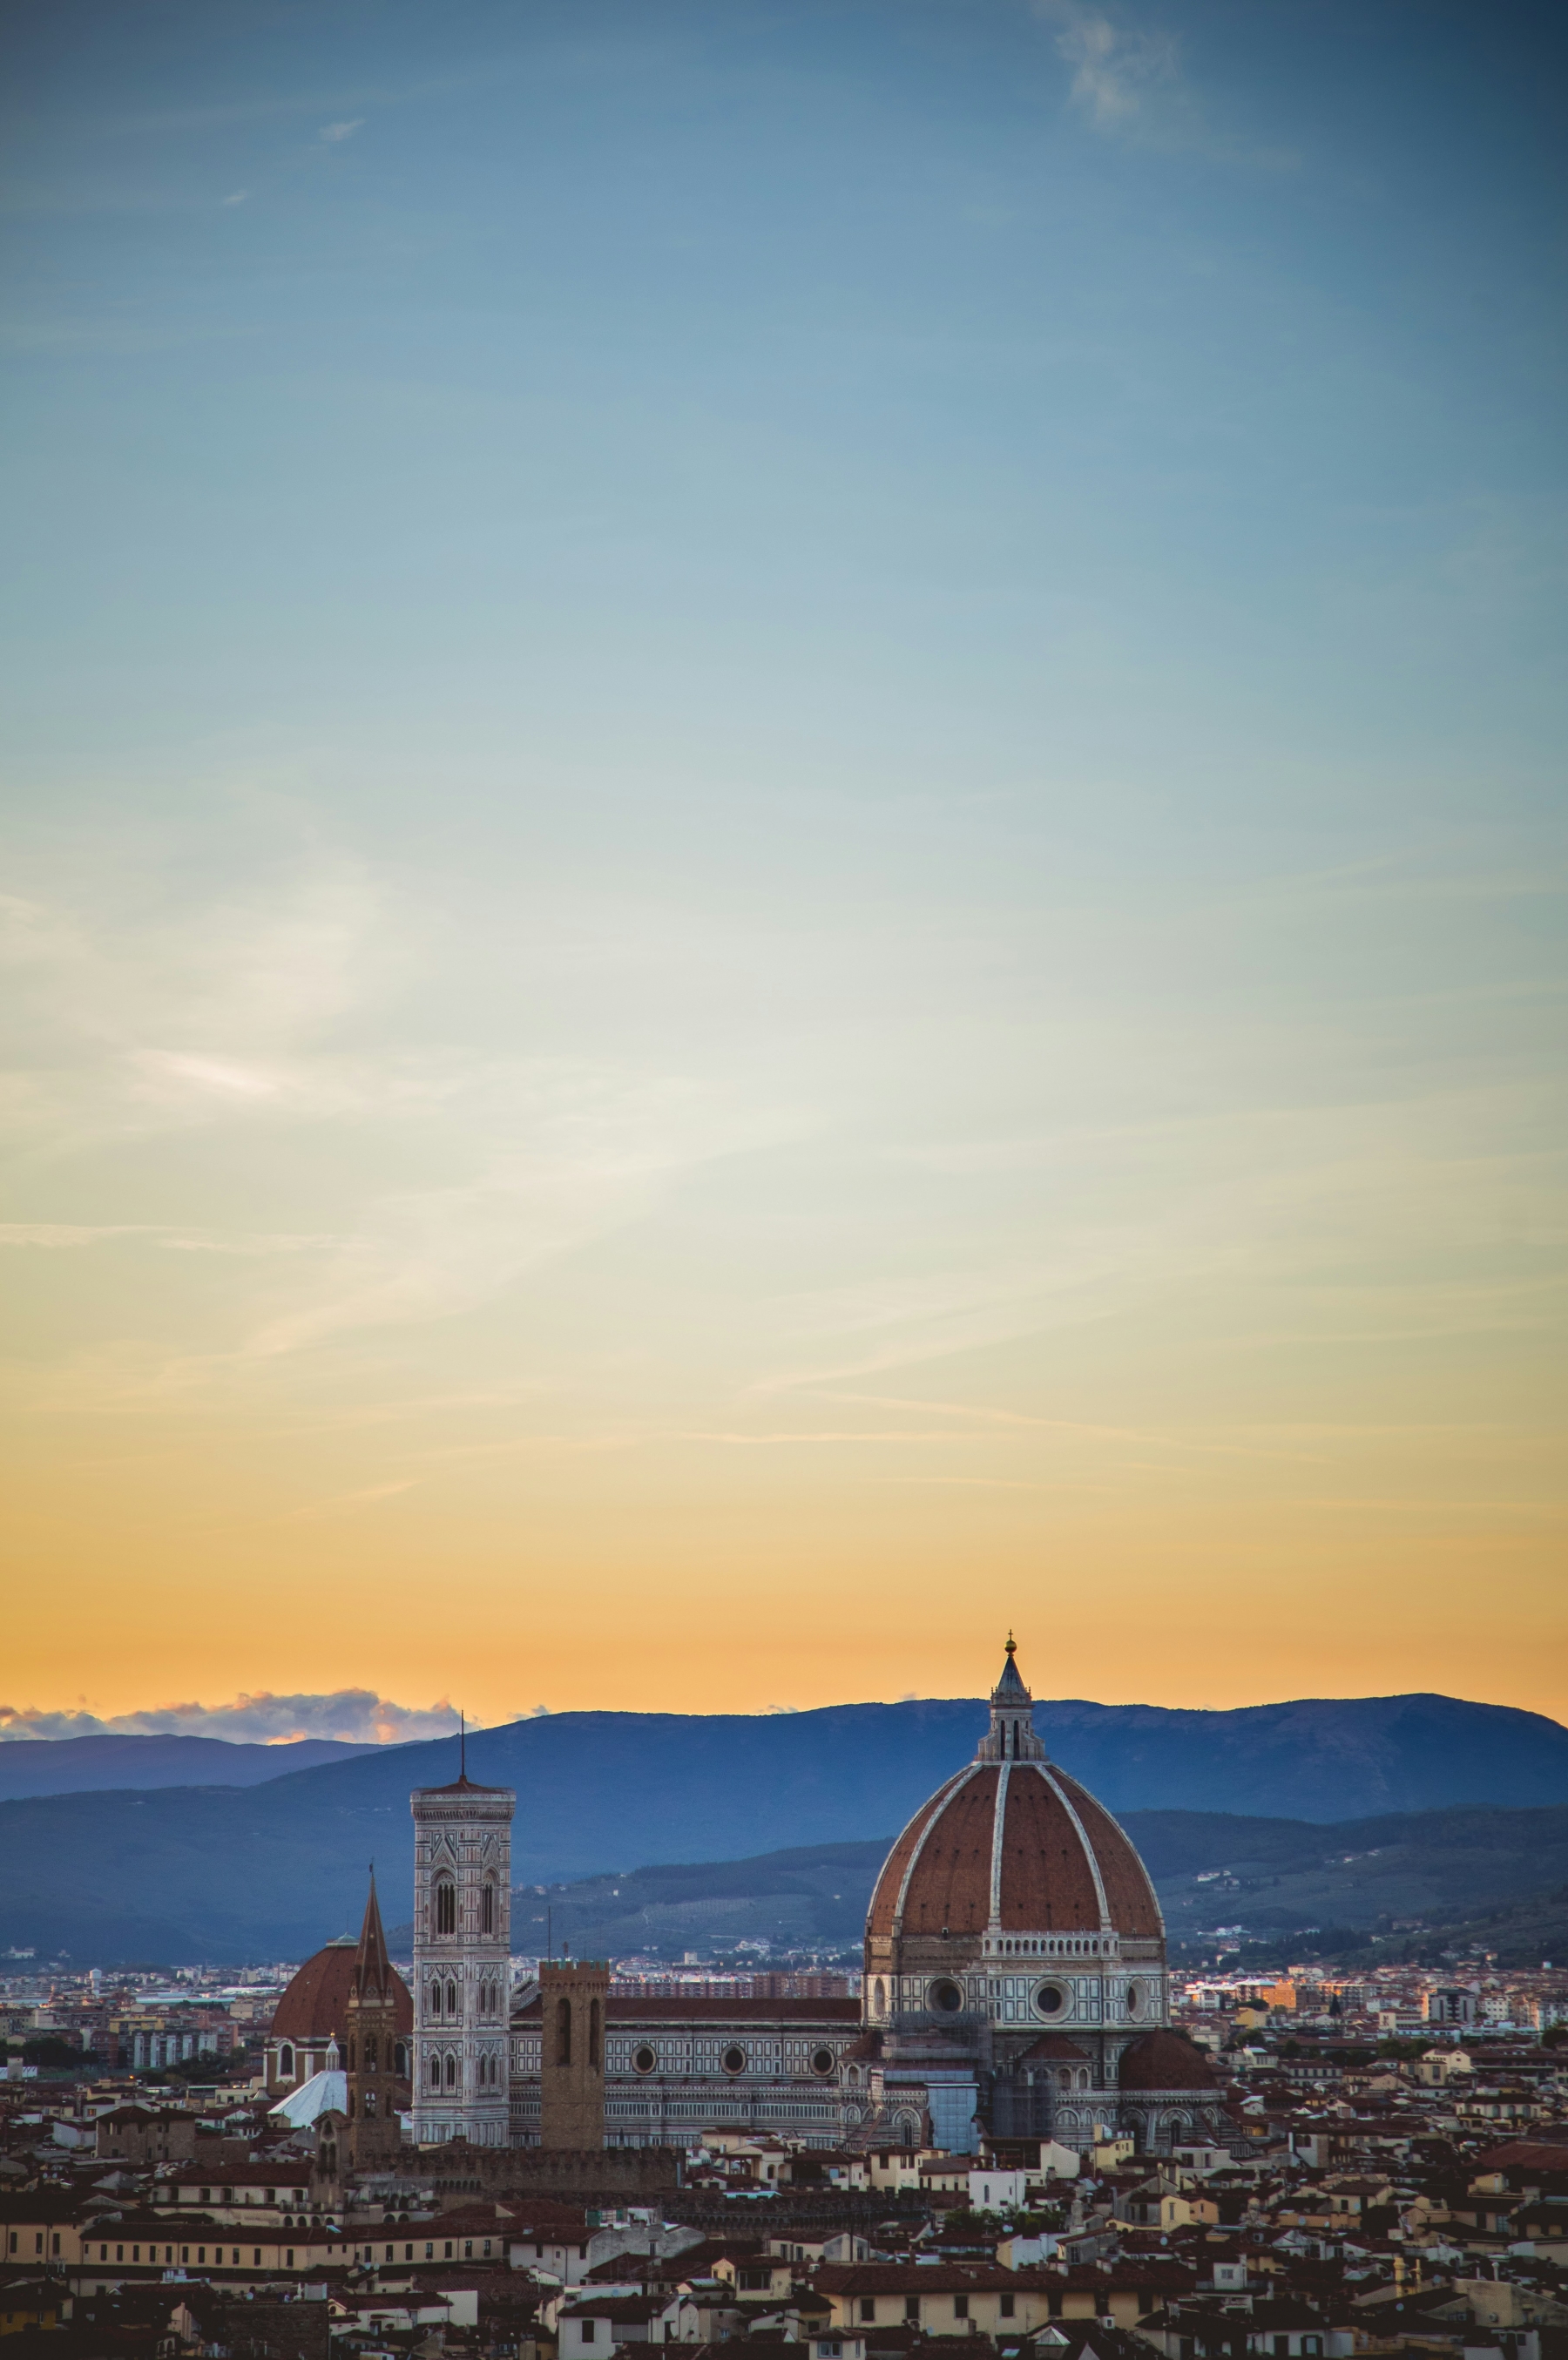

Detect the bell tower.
[
  {"left": 411, "top": 1739, "right": 515, "bottom": 2147},
  {"left": 346, "top": 1870, "right": 402, "bottom": 2168}
]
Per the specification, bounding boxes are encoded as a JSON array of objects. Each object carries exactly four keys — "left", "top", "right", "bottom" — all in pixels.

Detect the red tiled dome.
[
  {"left": 1016, "top": 2033, "right": 1092, "bottom": 2064},
  {"left": 270, "top": 1942, "right": 413, "bottom": 2043},
  {"left": 866, "top": 1761, "right": 1162, "bottom": 1943},
  {"left": 1117, "top": 2031, "right": 1218, "bottom": 2092}
]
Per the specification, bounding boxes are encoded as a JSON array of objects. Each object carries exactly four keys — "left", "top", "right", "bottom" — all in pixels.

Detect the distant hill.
[
  {"left": 382, "top": 1807, "right": 1568, "bottom": 1969},
  {"left": 0, "top": 1734, "right": 379, "bottom": 1801},
  {"left": 0, "top": 1689, "right": 1565, "bottom": 1963}
]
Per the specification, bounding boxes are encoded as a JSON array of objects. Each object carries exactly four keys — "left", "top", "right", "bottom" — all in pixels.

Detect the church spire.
[
  {"left": 977, "top": 1633, "right": 1045, "bottom": 1761},
  {"left": 353, "top": 1866, "right": 393, "bottom": 2002}
]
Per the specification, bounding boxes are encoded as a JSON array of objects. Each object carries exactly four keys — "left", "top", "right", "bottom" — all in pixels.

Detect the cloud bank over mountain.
[{"left": 0, "top": 1688, "right": 457, "bottom": 1745}]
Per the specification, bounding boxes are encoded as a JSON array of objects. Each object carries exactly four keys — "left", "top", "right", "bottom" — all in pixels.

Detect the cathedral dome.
[
  {"left": 866, "top": 1643, "right": 1161, "bottom": 1946},
  {"left": 867, "top": 1757, "right": 1161, "bottom": 1942}
]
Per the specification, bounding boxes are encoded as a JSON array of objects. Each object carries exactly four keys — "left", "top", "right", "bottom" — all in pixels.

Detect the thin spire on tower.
[{"left": 354, "top": 1863, "right": 393, "bottom": 1999}]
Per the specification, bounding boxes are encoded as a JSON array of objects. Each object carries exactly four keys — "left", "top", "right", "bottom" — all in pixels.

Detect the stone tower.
[
  {"left": 410, "top": 1751, "right": 515, "bottom": 2147},
  {"left": 538, "top": 1959, "right": 608, "bottom": 2150},
  {"left": 345, "top": 1871, "right": 403, "bottom": 2169}
]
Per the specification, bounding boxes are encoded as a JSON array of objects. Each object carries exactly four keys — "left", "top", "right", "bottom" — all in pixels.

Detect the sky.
[{"left": 1, "top": 0, "right": 1565, "bottom": 1737}]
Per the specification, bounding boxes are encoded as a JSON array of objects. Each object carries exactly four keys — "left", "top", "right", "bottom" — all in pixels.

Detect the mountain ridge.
[
  {"left": 1, "top": 1690, "right": 1565, "bottom": 1962},
  {"left": 0, "top": 1733, "right": 380, "bottom": 1802}
]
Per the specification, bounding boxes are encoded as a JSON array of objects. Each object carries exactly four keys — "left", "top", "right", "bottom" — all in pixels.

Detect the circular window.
[
  {"left": 1126, "top": 1982, "right": 1143, "bottom": 2019},
  {"left": 1033, "top": 1981, "right": 1068, "bottom": 2018},
  {"left": 632, "top": 2045, "right": 657, "bottom": 2074},
  {"left": 722, "top": 2045, "right": 747, "bottom": 2074},
  {"left": 811, "top": 2046, "right": 835, "bottom": 2077},
  {"left": 929, "top": 1979, "right": 964, "bottom": 2014}
]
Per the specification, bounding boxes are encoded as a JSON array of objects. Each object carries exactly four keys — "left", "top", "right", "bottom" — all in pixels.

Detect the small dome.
[
  {"left": 270, "top": 1942, "right": 412, "bottom": 2043},
  {"left": 866, "top": 1760, "right": 1162, "bottom": 1942},
  {"left": 1117, "top": 2031, "right": 1218, "bottom": 2092},
  {"left": 1017, "top": 2033, "right": 1092, "bottom": 2065}
]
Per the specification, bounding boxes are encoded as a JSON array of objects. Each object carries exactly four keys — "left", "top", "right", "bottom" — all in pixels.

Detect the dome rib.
[
  {"left": 900, "top": 1766, "right": 993, "bottom": 1937},
  {"left": 987, "top": 1762, "right": 1011, "bottom": 1924},
  {"left": 867, "top": 1764, "right": 976, "bottom": 1940},
  {"left": 1052, "top": 1769, "right": 1164, "bottom": 1939},
  {"left": 1033, "top": 1764, "right": 1112, "bottom": 1933}
]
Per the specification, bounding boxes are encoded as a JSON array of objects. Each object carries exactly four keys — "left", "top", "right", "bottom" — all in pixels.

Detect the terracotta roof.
[
  {"left": 269, "top": 1941, "right": 412, "bottom": 2042},
  {"left": 1116, "top": 2032, "right": 1220, "bottom": 2093},
  {"left": 1015, "top": 2034, "right": 1092, "bottom": 2064},
  {"left": 866, "top": 1762, "right": 1161, "bottom": 1941}
]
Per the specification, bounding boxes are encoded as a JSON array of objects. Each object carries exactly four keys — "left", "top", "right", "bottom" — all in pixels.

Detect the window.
[
  {"left": 812, "top": 2047, "right": 835, "bottom": 2076},
  {"left": 860, "top": 2300, "right": 876, "bottom": 2323},
  {"left": 446, "top": 1979, "right": 458, "bottom": 2017},
  {"left": 445, "top": 2053, "right": 458, "bottom": 2090},
  {"left": 364, "top": 2091, "right": 377, "bottom": 2116},
  {"left": 429, "top": 1982, "right": 442, "bottom": 2018},
  {"left": 954, "top": 2296, "right": 969, "bottom": 2320},
  {"left": 483, "top": 1880, "right": 496, "bottom": 1933},
  {"left": 581, "top": 2323, "right": 597, "bottom": 2343},
  {"left": 723, "top": 2045, "right": 747, "bottom": 2073},
  {"left": 395, "top": 2042, "right": 409, "bottom": 2077},
  {"left": 435, "top": 1876, "right": 456, "bottom": 1936},
  {"left": 589, "top": 1998, "right": 602, "bottom": 2069},
  {"left": 556, "top": 1996, "right": 573, "bottom": 2066},
  {"left": 905, "top": 2298, "right": 920, "bottom": 2323},
  {"left": 280, "top": 2042, "right": 294, "bottom": 2078},
  {"left": 365, "top": 2035, "right": 378, "bottom": 2069},
  {"left": 429, "top": 2054, "right": 442, "bottom": 2089},
  {"left": 1000, "top": 2295, "right": 1015, "bottom": 2319},
  {"left": 633, "top": 2045, "right": 657, "bottom": 2073}
]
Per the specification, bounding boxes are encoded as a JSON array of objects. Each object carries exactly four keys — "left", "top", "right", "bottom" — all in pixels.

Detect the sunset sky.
[{"left": 2, "top": 0, "right": 1565, "bottom": 1735}]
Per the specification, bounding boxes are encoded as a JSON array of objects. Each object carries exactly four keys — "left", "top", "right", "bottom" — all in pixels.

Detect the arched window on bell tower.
[
  {"left": 556, "top": 1995, "right": 572, "bottom": 2066},
  {"left": 434, "top": 1875, "right": 456, "bottom": 1936}
]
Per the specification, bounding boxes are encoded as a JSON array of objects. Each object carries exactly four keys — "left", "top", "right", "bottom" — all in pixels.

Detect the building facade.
[
  {"left": 411, "top": 1768, "right": 515, "bottom": 2147},
  {"left": 500, "top": 1640, "right": 1220, "bottom": 2159},
  {"left": 510, "top": 1990, "right": 862, "bottom": 2149}
]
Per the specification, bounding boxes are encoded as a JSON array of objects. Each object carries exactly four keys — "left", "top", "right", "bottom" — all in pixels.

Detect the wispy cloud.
[
  {"left": 319, "top": 119, "right": 364, "bottom": 144},
  {"left": 1036, "top": 0, "right": 1178, "bottom": 130},
  {"left": 0, "top": 1689, "right": 463, "bottom": 1745},
  {"left": 221, "top": 191, "right": 248, "bottom": 208}
]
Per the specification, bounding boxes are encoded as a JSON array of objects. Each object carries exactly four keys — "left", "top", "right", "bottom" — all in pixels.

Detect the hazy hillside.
[
  {"left": 6, "top": 1691, "right": 1566, "bottom": 1819},
  {"left": 379, "top": 1807, "right": 1568, "bottom": 1969},
  {"left": 0, "top": 1734, "right": 377, "bottom": 1802},
  {"left": 2, "top": 1692, "right": 1565, "bottom": 1962}
]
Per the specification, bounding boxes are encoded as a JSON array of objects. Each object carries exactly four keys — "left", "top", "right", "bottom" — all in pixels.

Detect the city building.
[{"left": 502, "top": 1639, "right": 1223, "bottom": 2157}]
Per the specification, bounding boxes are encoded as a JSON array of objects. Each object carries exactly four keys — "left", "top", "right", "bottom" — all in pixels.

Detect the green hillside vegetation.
[
  {"left": 384, "top": 1808, "right": 1568, "bottom": 1970},
  {"left": 5, "top": 1792, "right": 1566, "bottom": 1966}
]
